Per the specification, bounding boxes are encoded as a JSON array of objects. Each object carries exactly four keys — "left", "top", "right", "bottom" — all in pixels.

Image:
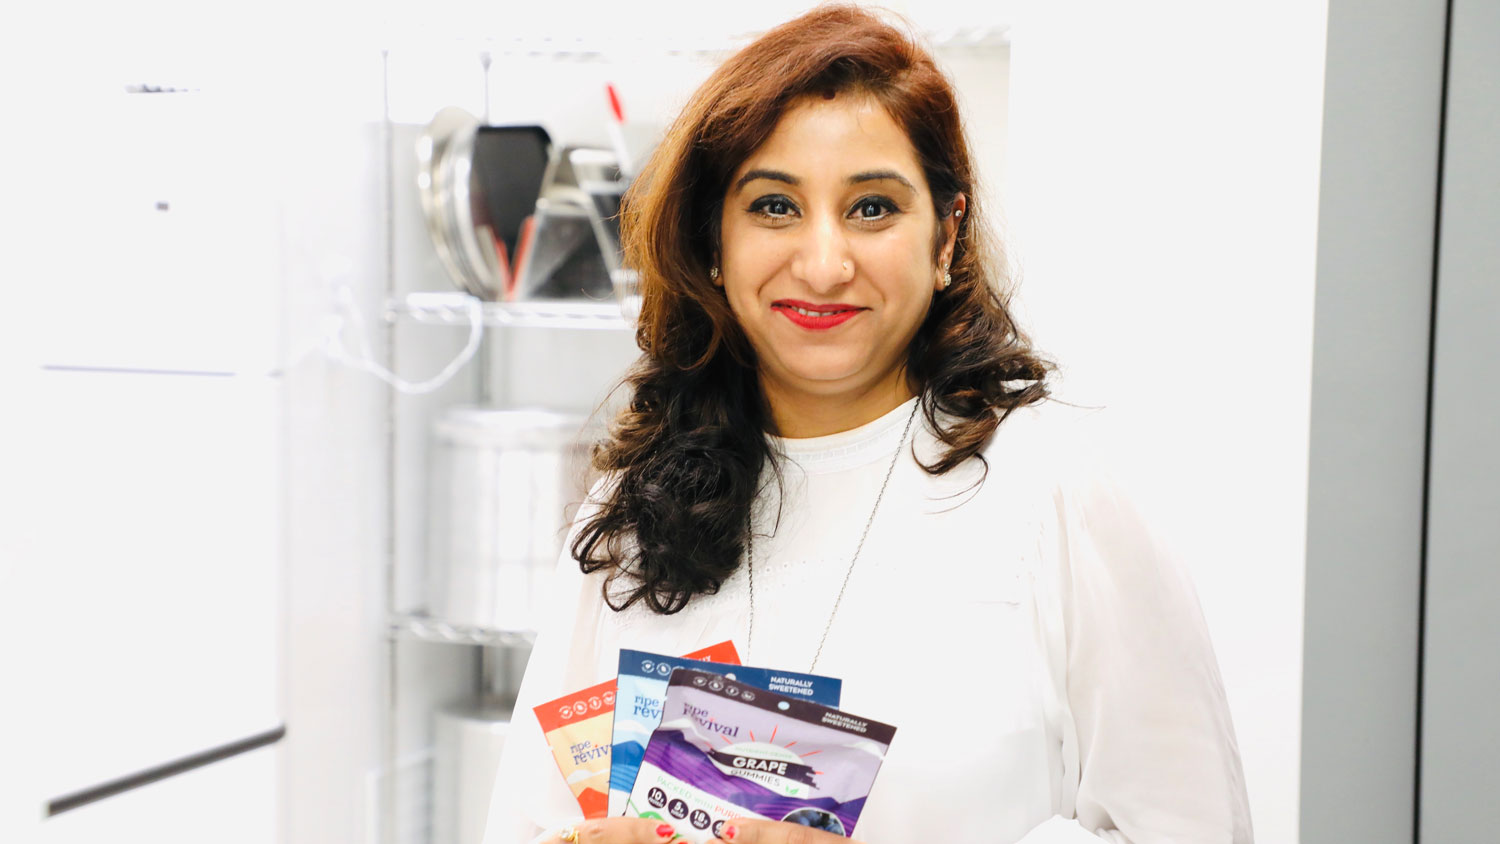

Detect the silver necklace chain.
[{"left": 745, "top": 400, "right": 920, "bottom": 673}]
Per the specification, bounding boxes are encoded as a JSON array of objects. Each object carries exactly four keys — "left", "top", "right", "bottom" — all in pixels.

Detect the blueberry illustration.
[{"left": 780, "top": 808, "right": 845, "bottom": 835}]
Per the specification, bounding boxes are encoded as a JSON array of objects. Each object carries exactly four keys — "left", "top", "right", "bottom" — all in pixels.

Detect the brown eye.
[
  {"left": 850, "top": 197, "right": 898, "bottom": 221},
  {"left": 749, "top": 196, "right": 797, "bottom": 218}
]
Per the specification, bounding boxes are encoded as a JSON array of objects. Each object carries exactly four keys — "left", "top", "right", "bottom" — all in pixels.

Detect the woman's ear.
[{"left": 939, "top": 193, "right": 967, "bottom": 270}]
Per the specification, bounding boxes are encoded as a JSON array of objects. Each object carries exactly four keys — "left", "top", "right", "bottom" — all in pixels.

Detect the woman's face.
[{"left": 717, "top": 92, "right": 963, "bottom": 410}]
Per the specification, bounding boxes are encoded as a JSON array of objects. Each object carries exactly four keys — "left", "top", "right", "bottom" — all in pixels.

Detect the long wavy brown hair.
[{"left": 573, "top": 4, "right": 1053, "bottom": 613}]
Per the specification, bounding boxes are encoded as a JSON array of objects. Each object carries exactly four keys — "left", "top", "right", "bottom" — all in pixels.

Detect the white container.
[
  {"left": 432, "top": 697, "right": 513, "bottom": 844},
  {"left": 426, "top": 407, "right": 595, "bottom": 632}
]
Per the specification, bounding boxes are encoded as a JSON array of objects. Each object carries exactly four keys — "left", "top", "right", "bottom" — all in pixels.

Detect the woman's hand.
[
  {"left": 543, "top": 818, "right": 678, "bottom": 844},
  {"left": 709, "top": 818, "right": 866, "bottom": 844}
]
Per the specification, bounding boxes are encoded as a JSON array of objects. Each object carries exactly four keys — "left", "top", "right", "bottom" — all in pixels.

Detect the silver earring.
[
  {"left": 954, "top": 208, "right": 963, "bottom": 218},
  {"left": 942, "top": 270, "right": 952, "bottom": 289},
  {"left": 709, "top": 266, "right": 719, "bottom": 280}
]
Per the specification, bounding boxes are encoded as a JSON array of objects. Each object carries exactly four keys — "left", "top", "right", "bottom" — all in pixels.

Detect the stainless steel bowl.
[{"left": 416, "top": 107, "right": 503, "bottom": 300}]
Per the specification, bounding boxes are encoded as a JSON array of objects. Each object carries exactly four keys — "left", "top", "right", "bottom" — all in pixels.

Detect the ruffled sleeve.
[
  {"left": 1017, "top": 424, "right": 1254, "bottom": 843},
  {"left": 481, "top": 480, "right": 614, "bottom": 844}
]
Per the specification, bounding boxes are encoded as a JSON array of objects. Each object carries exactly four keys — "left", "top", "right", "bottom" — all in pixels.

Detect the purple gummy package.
[{"left": 624, "top": 668, "right": 896, "bottom": 842}]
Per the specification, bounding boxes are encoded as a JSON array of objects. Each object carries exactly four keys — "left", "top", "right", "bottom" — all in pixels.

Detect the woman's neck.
[{"left": 762, "top": 373, "right": 916, "bottom": 439}]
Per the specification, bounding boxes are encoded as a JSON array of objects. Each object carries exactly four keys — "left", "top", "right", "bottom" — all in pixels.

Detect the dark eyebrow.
[
  {"left": 734, "top": 168, "right": 800, "bottom": 193},
  {"left": 732, "top": 168, "right": 916, "bottom": 193},
  {"left": 847, "top": 170, "right": 916, "bottom": 191}
]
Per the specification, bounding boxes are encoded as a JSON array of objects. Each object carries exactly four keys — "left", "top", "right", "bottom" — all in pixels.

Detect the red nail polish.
[
  {"left": 656, "top": 823, "right": 675, "bottom": 838},
  {"left": 723, "top": 824, "right": 738, "bottom": 841}
]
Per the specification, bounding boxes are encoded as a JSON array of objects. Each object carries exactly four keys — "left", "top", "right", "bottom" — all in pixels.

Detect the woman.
[{"left": 483, "top": 5, "right": 1252, "bottom": 843}]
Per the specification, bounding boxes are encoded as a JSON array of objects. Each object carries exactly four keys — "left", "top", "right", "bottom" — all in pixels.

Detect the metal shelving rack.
[
  {"left": 383, "top": 294, "right": 638, "bottom": 332},
  {"left": 389, "top": 613, "right": 539, "bottom": 649},
  {"left": 376, "top": 283, "right": 635, "bottom": 844}
]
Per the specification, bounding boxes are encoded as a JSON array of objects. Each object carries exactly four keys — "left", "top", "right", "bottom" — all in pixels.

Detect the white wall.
[{"left": 1005, "top": 3, "right": 1329, "bottom": 842}]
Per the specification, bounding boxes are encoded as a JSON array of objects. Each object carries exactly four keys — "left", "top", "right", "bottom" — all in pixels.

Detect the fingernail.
[
  {"left": 656, "top": 823, "right": 675, "bottom": 838},
  {"left": 722, "top": 824, "right": 738, "bottom": 841}
]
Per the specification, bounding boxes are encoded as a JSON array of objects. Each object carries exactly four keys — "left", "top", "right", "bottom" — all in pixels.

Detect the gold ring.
[{"left": 559, "top": 826, "right": 580, "bottom": 843}]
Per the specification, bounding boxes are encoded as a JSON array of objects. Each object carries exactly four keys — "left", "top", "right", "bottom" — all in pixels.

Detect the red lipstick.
[{"left": 772, "top": 299, "right": 865, "bottom": 330}]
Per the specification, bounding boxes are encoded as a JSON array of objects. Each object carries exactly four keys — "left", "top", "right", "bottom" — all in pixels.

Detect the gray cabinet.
[{"left": 1301, "top": 0, "right": 1500, "bottom": 840}]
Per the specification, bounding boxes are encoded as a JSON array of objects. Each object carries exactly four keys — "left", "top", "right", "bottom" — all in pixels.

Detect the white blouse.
[{"left": 482, "top": 396, "right": 1254, "bottom": 843}]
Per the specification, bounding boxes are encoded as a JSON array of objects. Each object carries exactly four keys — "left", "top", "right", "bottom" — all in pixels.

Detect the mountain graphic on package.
[
  {"left": 624, "top": 668, "right": 894, "bottom": 843},
  {"left": 609, "top": 649, "right": 841, "bottom": 817}
]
